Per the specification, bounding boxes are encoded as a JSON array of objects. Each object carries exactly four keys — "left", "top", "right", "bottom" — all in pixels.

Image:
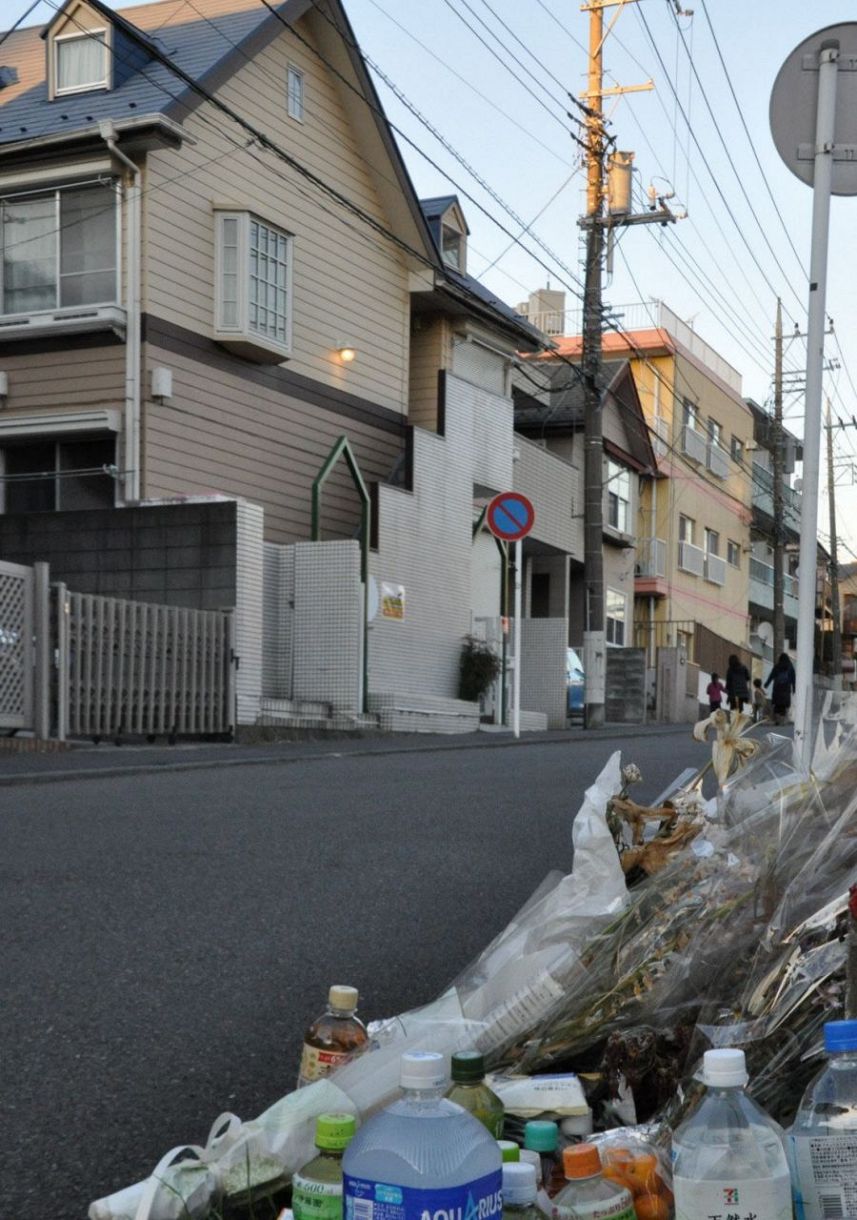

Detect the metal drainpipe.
[{"left": 100, "top": 122, "right": 141, "bottom": 503}]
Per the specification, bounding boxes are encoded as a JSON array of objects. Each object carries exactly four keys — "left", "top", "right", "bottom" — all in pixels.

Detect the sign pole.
[
  {"left": 794, "top": 42, "right": 839, "bottom": 769},
  {"left": 513, "top": 537, "right": 522, "bottom": 739}
]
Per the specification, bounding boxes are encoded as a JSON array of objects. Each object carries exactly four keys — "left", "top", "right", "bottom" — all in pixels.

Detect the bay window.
[
  {"left": 215, "top": 210, "right": 293, "bottom": 359},
  {"left": 0, "top": 182, "right": 118, "bottom": 316}
]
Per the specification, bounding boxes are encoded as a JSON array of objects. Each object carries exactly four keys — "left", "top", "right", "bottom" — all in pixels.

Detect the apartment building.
[
  {"left": 518, "top": 293, "right": 755, "bottom": 688},
  {"left": 0, "top": 0, "right": 570, "bottom": 731}
]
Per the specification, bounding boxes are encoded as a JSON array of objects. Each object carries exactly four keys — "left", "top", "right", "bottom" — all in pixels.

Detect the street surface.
[{"left": 2, "top": 727, "right": 710, "bottom": 1218}]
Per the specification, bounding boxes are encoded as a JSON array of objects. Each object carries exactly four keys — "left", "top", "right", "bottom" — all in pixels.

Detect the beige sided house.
[{"left": 0, "top": 0, "right": 557, "bottom": 730}]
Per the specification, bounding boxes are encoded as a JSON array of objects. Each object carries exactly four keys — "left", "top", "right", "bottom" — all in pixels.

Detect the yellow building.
[{"left": 545, "top": 302, "right": 755, "bottom": 677}]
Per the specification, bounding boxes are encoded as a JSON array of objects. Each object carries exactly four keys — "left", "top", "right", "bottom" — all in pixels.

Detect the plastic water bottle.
[
  {"left": 789, "top": 1019, "right": 857, "bottom": 1220},
  {"left": 502, "top": 1162, "right": 539, "bottom": 1220},
  {"left": 343, "top": 1051, "right": 502, "bottom": 1220},
  {"left": 552, "top": 1144, "right": 635, "bottom": 1220},
  {"left": 523, "top": 1121, "right": 563, "bottom": 1195},
  {"left": 298, "top": 985, "right": 369, "bottom": 1088},
  {"left": 672, "top": 1048, "right": 791, "bottom": 1220}
]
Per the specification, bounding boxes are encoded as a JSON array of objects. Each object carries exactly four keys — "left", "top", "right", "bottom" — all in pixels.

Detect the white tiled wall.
[
  {"left": 293, "top": 541, "right": 361, "bottom": 712},
  {"left": 519, "top": 617, "right": 568, "bottom": 729},
  {"left": 514, "top": 435, "right": 583, "bottom": 559},
  {"left": 235, "top": 500, "right": 265, "bottom": 723},
  {"left": 370, "top": 373, "right": 509, "bottom": 700}
]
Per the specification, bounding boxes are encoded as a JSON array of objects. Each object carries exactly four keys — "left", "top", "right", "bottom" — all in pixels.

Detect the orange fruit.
[
  {"left": 603, "top": 1167, "right": 640, "bottom": 1197},
  {"left": 634, "top": 1195, "right": 670, "bottom": 1220}
]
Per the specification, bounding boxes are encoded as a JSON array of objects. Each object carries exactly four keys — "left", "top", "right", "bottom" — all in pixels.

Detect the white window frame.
[
  {"left": 679, "top": 514, "right": 695, "bottom": 544},
  {"left": 0, "top": 178, "right": 120, "bottom": 318},
  {"left": 214, "top": 210, "right": 293, "bottom": 358},
  {"left": 727, "top": 539, "right": 741, "bottom": 568},
  {"left": 606, "top": 588, "right": 626, "bottom": 646},
  {"left": 287, "top": 65, "right": 305, "bottom": 121},
  {"left": 53, "top": 28, "right": 110, "bottom": 96},
  {"left": 441, "top": 223, "right": 464, "bottom": 271},
  {"left": 682, "top": 399, "right": 699, "bottom": 430},
  {"left": 606, "top": 458, "right": 631, "bottom": 533},
  {"left": 704, "top": 527, "right": 720, "bottom": 557}
]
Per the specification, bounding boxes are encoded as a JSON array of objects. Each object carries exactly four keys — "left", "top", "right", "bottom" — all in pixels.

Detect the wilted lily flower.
[
  {"left": 693, "top": 707, "right": 759, "bottom": 786},
  {"left": 621, "top": 762, "right": 642, "bottom": 787}
]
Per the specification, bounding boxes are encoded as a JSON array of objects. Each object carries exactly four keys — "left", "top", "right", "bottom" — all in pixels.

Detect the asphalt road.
[{"left": 1, "top": 728, "right": 709, "bottom": 1219}]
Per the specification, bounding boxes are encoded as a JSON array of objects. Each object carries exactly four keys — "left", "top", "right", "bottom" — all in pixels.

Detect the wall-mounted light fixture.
[
  {"left": 336, "top": 344, "right": 357, "bottom": 364},
  {"left": 150, "top": 366, "right": 173, "bottom": 403}
]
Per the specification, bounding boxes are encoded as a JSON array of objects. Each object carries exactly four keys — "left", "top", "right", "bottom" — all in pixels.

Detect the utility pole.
[
  {"left": 772, "top": 299, "right": 786, "bottom": 660},
  {"left": 581, "top": 0, "right": 607, "bottom": 729},
  {"left": 826, "top": 398, "right": 843, "bottom": 686},
  {"left": 577, "top": 0, "right": 676, "bottom": 729}
]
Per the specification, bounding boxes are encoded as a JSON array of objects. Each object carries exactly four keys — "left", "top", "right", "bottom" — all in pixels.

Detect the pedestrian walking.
[
  {"left": 752, "top": 678, "right": 768, "bottom": 722},
  {"left": 765, "top": 652, "right": 796, "bottom": 725},
  {"left": 725, "top": 654, "right": 751, "bottom": 713},
  {"left": 706, "top": 672, "right": 726, "bottom": 714}
]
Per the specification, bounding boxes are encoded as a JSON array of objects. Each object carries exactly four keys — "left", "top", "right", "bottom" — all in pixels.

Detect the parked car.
[{"left": 567, "top": 647, "right": 585, "bottom": 717}]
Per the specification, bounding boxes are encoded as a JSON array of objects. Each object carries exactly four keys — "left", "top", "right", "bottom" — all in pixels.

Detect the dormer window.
[
  {"left": 54, "top": 29, "right": 109, "bottom": 95},
  {"left": 442, "top": 223, "right": 464, "bottom": 271}
]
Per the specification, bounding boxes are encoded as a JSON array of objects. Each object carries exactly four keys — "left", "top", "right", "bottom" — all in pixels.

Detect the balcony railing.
[
  {"left": 678, "top": 540, "right": 705, "bottom": 576},
  {"left": 749, "top": 557, "right": 797, "bottom": 597},
  {"left": 636, "top": 537, "right": 667, "bottom": 578},
  {"left": 704, "top": 553, "right": 727, "bottom": 586},
  {"left": 681, "top": 425, "right": 708, "bottom": 464},
  {"left": 751, "top": 462, "right": 801, "bottom": 530},
  {"left": 707, "top": 443, "right": 730, "bottom": 480}
]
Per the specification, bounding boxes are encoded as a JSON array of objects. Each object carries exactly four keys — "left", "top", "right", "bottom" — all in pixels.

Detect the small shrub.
[{"left": 458, "top": 634, "right": 502, "bottom": 702}]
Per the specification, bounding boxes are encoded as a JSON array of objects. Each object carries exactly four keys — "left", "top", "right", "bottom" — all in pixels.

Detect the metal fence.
[{"left": 57, "top": 587, "right": 235, "bottom": 740}]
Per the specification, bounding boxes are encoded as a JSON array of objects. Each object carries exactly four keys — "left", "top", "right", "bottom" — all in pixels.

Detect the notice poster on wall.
[{"left": 381, "top": 582, "right": 405, "bottom": 621}]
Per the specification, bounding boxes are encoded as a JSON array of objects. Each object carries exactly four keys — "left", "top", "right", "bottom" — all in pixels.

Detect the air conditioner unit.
[{"left": 0, "top": 304, "right": 126, "bottom": 343}]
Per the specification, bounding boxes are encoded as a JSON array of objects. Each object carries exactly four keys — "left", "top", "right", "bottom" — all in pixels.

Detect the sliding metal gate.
[
  {"left": 57, "top": 587, "right": 235, "bottom": 740},
  {"left": 0, "top": 560, "right": 34, "bottom": 730}
]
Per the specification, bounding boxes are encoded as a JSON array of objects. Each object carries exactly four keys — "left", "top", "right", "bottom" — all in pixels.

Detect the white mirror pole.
[
  {"left": 794, "top": 42, "right": 839, "bottom": 770},
  {"left": 513, "top": 537, "right": 522, "bottom": 739}
]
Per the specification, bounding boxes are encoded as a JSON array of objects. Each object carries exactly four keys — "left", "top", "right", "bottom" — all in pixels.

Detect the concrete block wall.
[
  {"left": 519, "top": 617, "right": 568, "bottom": 729},
  {"left": 605, "top": 647, "right": 646, "bottom": 723},
  {"left": 0, "top": 500, "right": 238, "bottom": 609}
]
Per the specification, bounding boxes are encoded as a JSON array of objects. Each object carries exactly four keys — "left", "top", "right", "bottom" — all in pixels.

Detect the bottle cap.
[
  {"left": 563, "top": 1143, "right": 602, "bottom": 1180},
  {"left": 329, "top": 985, "right": 359, "bottom": 1012},
  {"left": 451, "top": 1051, "right": 486, "bottom": 1083},
  {"left": 524, "top": 1120, "right": 559, "bottom": 1152},
  {"left": 824, "top": 1020, "right": 857, "bottom": 1053},
  {"left": 315, "top": 1113, "right": 357, "bottom": 1151},
  {"left": 702, "top": 1048, "right": 748, "bottom": 1088},
  {"left": 502, "top": 1162, "right": 537, "bottom": 1205},
  {"left": 400, "top": 1051, "right": 448, "bottom": 1090},
  {"left": 498, "top": 1140, "right": 521, "bottom": 1163}
]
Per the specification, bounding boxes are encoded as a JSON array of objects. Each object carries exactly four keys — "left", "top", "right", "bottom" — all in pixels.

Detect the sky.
[{"left": 15, "top": 0, "right": 857, "bottom": 555}]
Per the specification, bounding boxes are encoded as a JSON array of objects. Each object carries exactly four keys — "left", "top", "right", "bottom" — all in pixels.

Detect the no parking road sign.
[{"left": 486, "top": 491, "right": 535, "bottom": 542}]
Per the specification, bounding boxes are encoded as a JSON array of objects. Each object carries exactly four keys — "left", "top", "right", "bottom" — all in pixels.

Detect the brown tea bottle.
[{"left": 297, "top": 985, "right": 368, "bottom": 1088}]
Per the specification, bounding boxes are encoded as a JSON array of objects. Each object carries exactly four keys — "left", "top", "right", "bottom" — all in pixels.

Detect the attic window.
[
  {"left": 442, "top": 223, "right": 464, "bottom": 271},
  {"left": 55, "top": 30, "right": 109, "bottom": 95}
]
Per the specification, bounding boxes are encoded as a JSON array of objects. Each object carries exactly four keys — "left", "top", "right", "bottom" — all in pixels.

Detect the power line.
[
  {"left": 439, "top": 0, "right": 584, "bottom": 141},
  {"left": 698, "top": 0, "right": 807, "bottom": 281},
  {"left": 361, "top": 0, "right": 569, "bottom": 166},
  {"left": 635, "top": 3, "right": 803, "bottom": 320},
  {"left": 0, "top": 0, "right": 41, "bottom": 48},
  {"left": 667, "top": 4, "right": 807, "bottom": 312}
]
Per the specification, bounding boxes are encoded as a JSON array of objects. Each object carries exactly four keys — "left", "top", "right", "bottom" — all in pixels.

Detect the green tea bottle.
[
  {"left": 445, "top": 1051, "right": 505, "bottom": 1139},
  {"left": 292, "top": 1113, "right": 357, "bottom": 1220}
]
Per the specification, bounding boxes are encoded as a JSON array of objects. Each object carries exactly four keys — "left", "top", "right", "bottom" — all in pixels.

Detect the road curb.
[{"left": 0, "top": 723, "right": 693, "bottom": 788}]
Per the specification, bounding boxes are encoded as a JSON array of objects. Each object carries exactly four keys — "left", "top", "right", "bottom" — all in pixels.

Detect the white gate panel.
[{"left": 0, "top": 560, "right": 33, "bottom": 730}]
